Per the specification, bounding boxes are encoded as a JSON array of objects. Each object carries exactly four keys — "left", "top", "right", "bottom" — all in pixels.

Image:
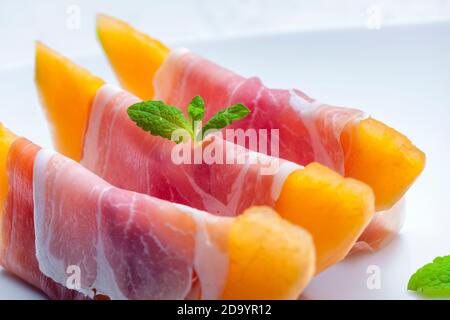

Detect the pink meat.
[
  {"left": 0, "top": 138, "right": 85, "bottom": 300},
  {"left": 81, "top": 85, "right": 301, "bottom": 217},
  {"left": 33, "top": 148, "right": 232, "bottom": 299},
  {"left": 351, "top": 199, "right": 406, "bottom": 254},
  {"left": 154, "top": 49, "right": 365, "bottom": 175}
]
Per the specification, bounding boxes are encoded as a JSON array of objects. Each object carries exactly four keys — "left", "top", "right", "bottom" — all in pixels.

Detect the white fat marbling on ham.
[
  {"left": 33, "top": 148, "right": 54, "bottom": 268},
  {"left": 174, "top": 203, "right": 231, "bottom": 300},
  {"left": 82, "top": 85, "right": 139, "bottom": 172},
  {"left": 270, "top": 161, "right": 303, "bottom": 201},
  {"left": 33, "top": 149, "right": 233, "bottom": 299},
  {"left": 288, "top": 90, "right": 330, "bottom": 168},
  {"left": 288, "top": 90, "right": 366, "bottom": 173}
]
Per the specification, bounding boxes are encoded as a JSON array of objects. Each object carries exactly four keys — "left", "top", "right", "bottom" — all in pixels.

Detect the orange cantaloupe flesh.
[
  {"left": 96, "top": 15, "right": 425, "bottom": 212},
  {"left": 223, "top": 206, "right": 315, "bottom": 299},
  {"left": 0, "top": 124, "right": 17, "bottom": 220},
  {"left": 0, "top": 125, "right": 315, "bottom": 299},
  {"left": 341, "top": 118, "right": 425, "bottom": 210},
  {"left": 96, "top": 14, "right": 169, "bottom": 100},
  {"left": 35, "top": 42, "right": 105, "bottom": 161},
  {"left": 276, "top": 163, "right": 374, "bottom": 272},
  {"left": 34, "top": 44, "right": 374, "bottom": 273}
]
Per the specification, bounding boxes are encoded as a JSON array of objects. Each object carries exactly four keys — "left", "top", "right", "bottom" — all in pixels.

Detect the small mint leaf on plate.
[{"left": 408, "top": 255, "right": 450, "bottom": 298}]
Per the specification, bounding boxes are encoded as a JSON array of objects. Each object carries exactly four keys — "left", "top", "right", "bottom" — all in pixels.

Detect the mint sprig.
[
  {"left": 128, "top": 96, "right": 250, "bottom": 143},
  {"left": 408, "top": 255, "right": 450, "bottom": 298}
]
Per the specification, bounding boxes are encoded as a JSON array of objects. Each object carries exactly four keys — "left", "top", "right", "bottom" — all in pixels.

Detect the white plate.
[{"left": 1, "top": 23, "right": 449, "bottom": 300}]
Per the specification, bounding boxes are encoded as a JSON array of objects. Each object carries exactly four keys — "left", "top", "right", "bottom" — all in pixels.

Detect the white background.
[{"left": 1, "top": 0, "right": 450, "bottom": 68}]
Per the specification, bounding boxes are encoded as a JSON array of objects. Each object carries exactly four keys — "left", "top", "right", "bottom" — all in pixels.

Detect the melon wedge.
[
  {"left": 97, "top": 14, "right": 169, "bottom": 100},
  {"left": 341, "top": 118, "right": 425, "bottom": 210},
  {"left": 224, "top": 206, "right": 315, "bottom": 299},
  {"left": 35, "top": 41, "right": 104, "bottom": 161},
  {"left": 35, "top": 44, "right": 375, "bottom": 273},
  {"left": 96, "top": 14, "right": 425, "bottom": 212},
  {"left": 276, "top": 163, "right": 374, "bottom": 271},
  {"left": 0, "top": 126, "right": 315, "bottom": 300},
  {"left": 0, "top": 124, "right": 17, "bottom": 222}
]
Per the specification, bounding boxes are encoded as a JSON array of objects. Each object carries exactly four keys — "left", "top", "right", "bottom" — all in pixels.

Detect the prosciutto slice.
[
  {"left": 0, "top": 138, "right": 84, "bottom": 299},
  {"left": 36, "top": 149, "right": 235, "bottom": 299},
  {"left": 153, "top": 49, "right": 365, "bottom": 175},
  {"left": 81, "top": 84, "right": 301, "bottom": 217},
  {"left": 351, "top": 198, "right": 405, "bottom": 253},
  {"left": 2, "top": 138, "right": 235, "bottom": 299}
]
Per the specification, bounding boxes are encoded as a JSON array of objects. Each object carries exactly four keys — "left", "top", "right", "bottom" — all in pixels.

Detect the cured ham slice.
[
  {"left": 0, "top": 138, "right": 84, "bottom": 299},
  {"left": 81, "top": 84, "right": 373, "bottom": 272},
  {"left": 154, "top": 49, "right": 364, "bottom": 176},
  {"left": 82, "top": 84, "right": 299, "bottom": 217},
  {"left": 0, "top": 126, "right": 315, "bottom": 299},
  {"left": 351, "top": 199, "right": 406, "bottom": 253},
  {"left": 34, "top": 148, "right": 228, "bottom": 299}
]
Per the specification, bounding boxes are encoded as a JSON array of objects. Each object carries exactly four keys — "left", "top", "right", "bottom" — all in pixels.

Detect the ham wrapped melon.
[
  {"left": 0, "top": 124, "right": 315, "bottom": 299},
  {"left": 35, "top": 43, "right": 374, "bottom": 273},
  {"left": 0, "top": 136, "right": 85, "bottom": 300},
  {"left": 95, "top": 14, "right": 425, "bottom": 213}
]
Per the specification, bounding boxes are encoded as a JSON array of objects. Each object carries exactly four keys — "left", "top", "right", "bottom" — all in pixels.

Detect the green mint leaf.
[
  {"left": 187, "top": 96, "right": 205, "bottom": 141},
  {"left": 408, "top": 255, "right": 450, "bottom": 298},
  {"left": 187, "top": 95, "right": 205, "bottom": 124},
  {"left": 128, "top": 100, "right": 192, "bottom": 144},
  {"left": 202, "top": 103, "right": 250, "bottom": 138},
  {"left": 128, "top": 97, "right": 251, "bottom": 144}
]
